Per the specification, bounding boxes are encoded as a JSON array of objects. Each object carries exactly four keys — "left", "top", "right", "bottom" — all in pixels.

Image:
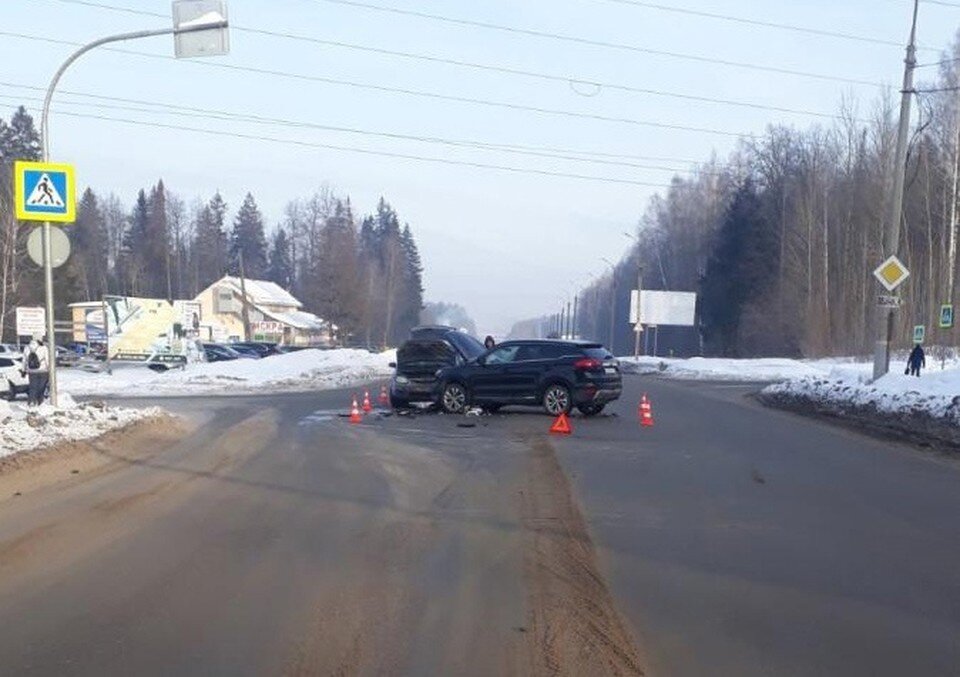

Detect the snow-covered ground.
[
  {"left": 0, "top": 395, "right": 163, "bottom": 459},
  {"left": 59, "top": 348, "right": 396, "bottom": 398},
  {"left": 621, "top": 355, "right": 873, "bottom": 382}
]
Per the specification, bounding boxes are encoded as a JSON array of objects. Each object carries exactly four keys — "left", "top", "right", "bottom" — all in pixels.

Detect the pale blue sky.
[{"left": 2, "top": 0, "right": 958, "bottom": 333}]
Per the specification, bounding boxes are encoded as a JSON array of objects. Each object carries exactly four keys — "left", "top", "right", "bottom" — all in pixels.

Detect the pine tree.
[
  {"left": 229, "top": 192, "right": 268, "bottom": 279},
  {"left": 72, "top": 188, "right": 109, "bottom": 300},
  {"left": 267, "top": 227, "right": 294, "bottom": 289},
  {"left": 193, "top": 192, "right": 228, "bottom": 291},
  {"left": 119, "top": 189, "right": 149, "bottom": 295},
  {"left": 145, "top": 180, "right": 170, "bottom": 298}
]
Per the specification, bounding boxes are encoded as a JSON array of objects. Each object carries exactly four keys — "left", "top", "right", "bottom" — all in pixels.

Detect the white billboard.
[
  {"left": 15, "top": 306, "right": 46, "bottom": 337},
  {"left": 630, "top": 291, "right": 697, "bottom": 326}
]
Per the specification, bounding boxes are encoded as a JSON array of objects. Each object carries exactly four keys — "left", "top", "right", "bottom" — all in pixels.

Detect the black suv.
[
  {"left": 390, "top": 327, "right": 486, "bottom": 408},
  {"left": 436, "top": 340, "right": 621, "bottom": 416}
]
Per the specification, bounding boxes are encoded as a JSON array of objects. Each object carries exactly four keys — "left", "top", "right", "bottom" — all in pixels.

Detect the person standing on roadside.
[
  {"left": 23, "top": 334, "right": 50, "bottom": 406},
  {"left": 484, "top": 335, "right": 496, "bottom": 351},
  {"left": 907, "top": 343, "right": 925, "bottom": 377}
]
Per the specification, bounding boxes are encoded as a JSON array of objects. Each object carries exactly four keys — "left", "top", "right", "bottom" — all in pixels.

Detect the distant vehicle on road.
[
  {"left": 437, "top": 340, "right": 622, "bottom": 416},
  {"left": 0, "top": 355, "right": 28, "bottom": 400},
  {"left": 389, "top": 326, "right": 485, "bottom": 409}
]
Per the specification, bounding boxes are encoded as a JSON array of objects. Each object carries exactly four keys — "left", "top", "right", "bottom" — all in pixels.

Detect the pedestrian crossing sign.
[{"left": 14, "top": 161, "right": 76, "bottom": 223}]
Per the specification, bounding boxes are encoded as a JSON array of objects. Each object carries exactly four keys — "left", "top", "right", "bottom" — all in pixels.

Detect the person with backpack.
[{"left": 22, "top": 335, "right": 50, "bottom": 406}]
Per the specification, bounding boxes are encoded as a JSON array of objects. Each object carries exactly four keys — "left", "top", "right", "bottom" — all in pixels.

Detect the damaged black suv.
[{"left": 389, "top": 326, "right": 486, "bottom": 409}]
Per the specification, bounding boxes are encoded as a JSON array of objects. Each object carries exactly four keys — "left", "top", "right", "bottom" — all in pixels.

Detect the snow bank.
[
  {"left": 59, "top": 348, "right": 396, "bottom": 398},
  {"left": 762, "top": 369, "right": 960, "bottom": 425},
  {"left": 0, "top": 399, "right": 164, "bottom": 459},
  {"left": 623, "top": 356, "right": 830, "bottom": 382}
]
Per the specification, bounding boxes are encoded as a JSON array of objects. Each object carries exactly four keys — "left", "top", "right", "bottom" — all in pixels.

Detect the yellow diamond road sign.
[{"left": 873, "top": 255, "right": 910, "bottom": 292}]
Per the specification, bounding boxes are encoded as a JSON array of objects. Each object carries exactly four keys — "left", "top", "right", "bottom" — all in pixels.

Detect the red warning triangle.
[{"left": 550, "top": 412, "right": 573, "bottom": 435}]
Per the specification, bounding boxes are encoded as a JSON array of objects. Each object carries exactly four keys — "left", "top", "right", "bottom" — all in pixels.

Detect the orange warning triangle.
[{"left": 550, "top": 412, "right": 573, "bottom": 435}]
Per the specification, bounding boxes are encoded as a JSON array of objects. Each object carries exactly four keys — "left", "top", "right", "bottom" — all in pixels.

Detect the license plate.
[{"left": 604, "top": 366, "right": 617, "bottom": 375}]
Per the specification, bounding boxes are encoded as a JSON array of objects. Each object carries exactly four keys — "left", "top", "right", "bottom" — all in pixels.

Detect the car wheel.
[
  {"left": 577, "top": 403, "right": 605, "bottom": 417},
  {"left": 543, "top": 383, "right": 572, "bottom": 416},
  {"left": 441, "top": 382, "right": 468, "bottom": 414}
]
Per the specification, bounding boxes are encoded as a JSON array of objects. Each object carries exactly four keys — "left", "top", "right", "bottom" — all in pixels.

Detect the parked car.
[
  {"left": 389, "top": 327, "right": 485, "bottom": 409},
  {"left": 0, "top": 354, "right": 29, "bottom": 400},
  {"left": 227, "top": 344, "right": 262, "bottom": 359},
  {"left": 436, "top": 340, "right": 622, "bottom": 416},
  {"left": 203, "top": 343, "right": 246, "bottom": 362},
  {"left": 231, "top": 341, "right": 281, "bottom": 357}
]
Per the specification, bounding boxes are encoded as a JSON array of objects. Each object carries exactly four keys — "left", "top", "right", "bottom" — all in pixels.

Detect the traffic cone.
[
  {"left": 379, "top": 385, "right": 389, "bottom": 406},
  {"left": 639, "top": 394, "right": 654, "bottom": 428},
  {"left": 349, "top": 396, "right": 362, "bottom": 424},
  {"left": 550, "top": 412, "right": 573, "bottom": 435},
  {"left": 362, "top": 390, "right": 373, "bottom": 413}
]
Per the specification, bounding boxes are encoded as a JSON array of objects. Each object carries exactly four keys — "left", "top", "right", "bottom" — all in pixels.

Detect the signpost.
[
  {"left": 14, "top": 161, "right": 76, "bottom": 223},
  {"left": 913, "top": 325, "right": 925, "bottom": 344},
  {"left": 873, "top": 255, "right": 910, "bottom": 292},
  {"left": 15, "top": 307, "right": 46, "bottom": 339},
  {"left": 26, "top": 226, "right": 71, "bottom": 268},
  {"left": 877, "top": 294, "right": 902, "bottom": 309},
  {"left": 940, "top": 304, "right": 954, "bottom": 329}
]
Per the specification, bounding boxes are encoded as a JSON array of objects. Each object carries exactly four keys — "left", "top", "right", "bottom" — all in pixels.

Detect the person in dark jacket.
[
  {"left": 484, "top": 335, "right": 496, "bottom": 350},
  {"left": 907, "top": 344, "right": 925, "bottom": 377}
]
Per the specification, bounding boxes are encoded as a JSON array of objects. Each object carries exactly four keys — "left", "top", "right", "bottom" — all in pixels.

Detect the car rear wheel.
[
  {"left": 441, "top": 382, "right": 468, "bottom": 414},
  {"left": 543, "top": 383, "right": 572, "bottom": 416},
  {"left": 577, "top": 403, "right": 605, "bottom": 417}
]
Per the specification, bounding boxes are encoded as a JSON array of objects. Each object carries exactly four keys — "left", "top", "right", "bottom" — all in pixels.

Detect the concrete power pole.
[
  {"left": 633, "top": 264, "right": 643, "bottom": 361},
  {"left": 873, "top": 0, "right": 920, "bottom": 381},
  {"left": 238, "top": 250, "right": 252, "bottom": 342},
  {"left": 571, "top": 294, "right": 578, "bottom": 340}
]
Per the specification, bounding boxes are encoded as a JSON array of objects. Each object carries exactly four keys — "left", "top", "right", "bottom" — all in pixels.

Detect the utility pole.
[
  {"left": 566, "top": 300, "right": 572, "bottom": 339},
  {"left": 559, "top": 305, "right": 565, "bottom": 339},
  {"left": 238, "top": 250, "right": 252, "bottom": 342},
  {"left": 572, "top": 294, "right": 578, "bottom": 340},
  {"left": 873, "top": 0, "right": 919, "bottom": 381},
  {"left": 633, "top": 264, "right": 644, "bottom": 361}
]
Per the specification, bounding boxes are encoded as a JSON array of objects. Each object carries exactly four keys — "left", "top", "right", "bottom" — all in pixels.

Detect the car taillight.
[{"left": 573, "top": 358, "right": 603, "bottom": 371}]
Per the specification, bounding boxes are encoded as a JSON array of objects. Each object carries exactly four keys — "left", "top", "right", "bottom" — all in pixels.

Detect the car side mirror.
[{"left": 388, "top": 362, "right": 397, "bottom": 369}]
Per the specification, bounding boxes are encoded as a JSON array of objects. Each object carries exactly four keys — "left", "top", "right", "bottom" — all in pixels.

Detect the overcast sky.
[{"left": 2, "top": 0, "right": 959, "bottom": 334}]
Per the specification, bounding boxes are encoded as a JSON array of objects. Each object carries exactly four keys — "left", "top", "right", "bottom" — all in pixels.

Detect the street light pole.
[
  {"left": 38, "top": 18, "right": 228, "bottom": 405},
  {"left": 873, "top": 0, "right": 919, "bottom": 381},
  {"left": 624, "top": 232, "right": 643, "bottom": 363},
  {"left": 602, "top": 257, "right": 617, "bottom": 351}
]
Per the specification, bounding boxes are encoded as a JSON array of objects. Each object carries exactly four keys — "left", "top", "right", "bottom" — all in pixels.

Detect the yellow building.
[{"left": 194, "top": 276, "right": 332, "bottom": 345}]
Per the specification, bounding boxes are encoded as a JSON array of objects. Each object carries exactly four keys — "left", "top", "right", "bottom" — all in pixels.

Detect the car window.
[
  {"left": 515, "top": 345, "right": 544, "bottom": 361},
  {"left": 583, "top": 347, "right": 613, "bottom": 360},
  {"left": 540, "top": 344, "right": 577, "bottom": 360},
  {"left": 485, "top": 345, "right": 520, "bottom": 365},
  {"left": 0, "top": 358, "right": 13, "bottom": 368}
]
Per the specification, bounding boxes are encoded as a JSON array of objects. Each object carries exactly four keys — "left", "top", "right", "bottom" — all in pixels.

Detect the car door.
[
  {"left": 503, "top": 344, "right": 545, "bottom": 403},
  {"left": 469, "top": 344, "right": 520, "bottom": 402}
]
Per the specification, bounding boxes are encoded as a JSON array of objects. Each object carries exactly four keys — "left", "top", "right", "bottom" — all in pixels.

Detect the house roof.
[
  {"left": 219, "top": 276, "right": 301, "bottom": 308},
  {"left": 260, "top": 307, "right": 327, "bottom": 331}
]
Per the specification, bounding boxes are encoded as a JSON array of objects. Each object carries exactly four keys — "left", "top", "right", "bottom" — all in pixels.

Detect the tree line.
[
  {"left": 0, "top": 106, "right": 424, "bottom": 347},
  {"left": 566, "top": 37, "right": 960, "bottom": 358}
]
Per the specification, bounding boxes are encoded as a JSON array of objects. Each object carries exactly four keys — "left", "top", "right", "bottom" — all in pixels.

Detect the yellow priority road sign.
[
  {"left": 14, "top": 160, "right": 76, "bottom": 223},
  {"left": 873, "top": 255, "right": 910, "bottom": 293}
]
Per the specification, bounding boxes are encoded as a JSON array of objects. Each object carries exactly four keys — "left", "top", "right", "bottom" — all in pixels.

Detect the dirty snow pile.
[
  {"left": 59, "top": 348, "right": 396, "bottom": 397},
  {"left": 621, "top": 356, "right": 862, "bottom": 382},
  {"left": 762, "top": 368, "right": 960, "bottom": 425},
  {"left": 0, "top": 395, "right": 163, "bottom": 459}
]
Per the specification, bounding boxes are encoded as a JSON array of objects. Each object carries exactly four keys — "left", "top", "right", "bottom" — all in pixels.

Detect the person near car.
[
  {"left": 907, "top": 343, "right": 925, "bottom": 377},
  {"left": 22, "top": 335, "right": 50, "bottom": 406},
  {"left": 484, "top": 335, "right": 496, "bottom": 350}
]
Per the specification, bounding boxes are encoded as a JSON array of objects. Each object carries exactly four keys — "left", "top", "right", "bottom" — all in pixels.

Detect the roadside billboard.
[
  {"left": 15, "top": 306, "right": 46, "bottom": 337},
  {"left": 629, "top": 291, "right": 697, "bottom": 326}
]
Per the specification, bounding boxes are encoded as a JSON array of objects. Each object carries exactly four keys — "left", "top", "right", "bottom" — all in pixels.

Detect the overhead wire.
[
  {"left": 0, "top": 82, "right": 705, "bottom": 172},
  {"left": 51, "top": 0, "right": 854, "bottom": 122},
  {"left": 590, "top": 0, "right": 936, "bottom": 52},
  {"left": 10, "top": 106, "right": 679, "bottom": 188},
  {"left": 0, "top": 30, "right": 752, "bottom": 139},
  {"left": 306, "top": 0, "right": 881, "bottom": 87}
]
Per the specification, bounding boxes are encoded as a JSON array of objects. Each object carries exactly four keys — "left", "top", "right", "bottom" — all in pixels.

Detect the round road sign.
[{"left": 26, "top": 226, "right": 71, "bottom": 268}]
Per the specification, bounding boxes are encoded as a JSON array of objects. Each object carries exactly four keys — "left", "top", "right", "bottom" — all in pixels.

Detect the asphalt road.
[{"left": 0, "top": 375, "right": 958, "bottom": 676}]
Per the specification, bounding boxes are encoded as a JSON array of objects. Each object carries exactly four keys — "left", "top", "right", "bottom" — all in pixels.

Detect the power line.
[
  {"left": 0, "top": 82, "right": 704, "bottom": 172},
  {"left": 0, "top": 30, "right": 750, "bottom": 139},
  {"left": 52, "top": 0, "right": 851, "bottom": 121},
  {"left": 591, "top": 0, "right": 937, "bottom": 52},
  {"left": 30, "top": 108, "right": 679, "bottom": 188},
  {"left": 308, "top": 0, "right": 881, "bottom": 86}
]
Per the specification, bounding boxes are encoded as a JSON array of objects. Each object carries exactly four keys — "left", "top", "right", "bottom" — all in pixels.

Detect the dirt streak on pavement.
[{"left": 521, "top": 435, "right": 647, "bottom": 676}]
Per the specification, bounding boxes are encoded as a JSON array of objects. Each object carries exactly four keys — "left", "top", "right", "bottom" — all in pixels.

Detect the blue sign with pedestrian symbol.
[
  {"left": 14, "top": 161, "right": 76, "bottom": 223},
  {"left": 940, "top": 304, "right": 954, "bottom": 329}
]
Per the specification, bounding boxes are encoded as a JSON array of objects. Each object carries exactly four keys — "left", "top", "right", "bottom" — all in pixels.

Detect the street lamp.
[
  {"left": 38, "top": 0, "right": 229, "bottom": 405},
  {"left": 623, "top": 231, "right": 643, "bottom": 362},
  {"left": 601, "top": 257, "right": 617, "bottom": 351}
]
